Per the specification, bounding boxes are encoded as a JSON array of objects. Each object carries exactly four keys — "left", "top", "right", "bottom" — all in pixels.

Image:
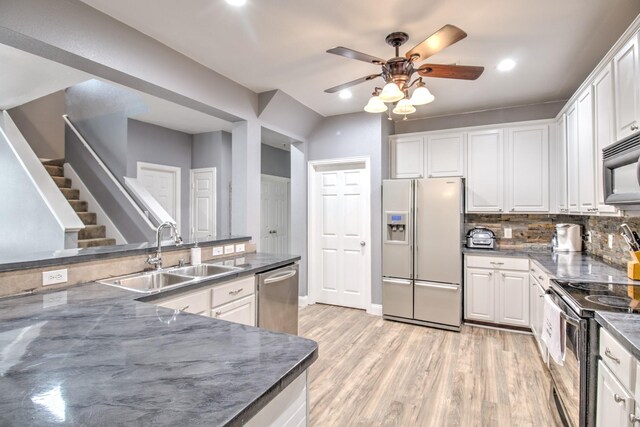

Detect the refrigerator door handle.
[
  {"left": 383, "top": 278, "right": 412, "bottom": 286},
  {"left": 415, "top": 282, "right": 459, "bottom": 291}
]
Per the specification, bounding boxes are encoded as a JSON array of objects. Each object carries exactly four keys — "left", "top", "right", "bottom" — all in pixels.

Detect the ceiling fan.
[{"left": 324, "top": 25, "right": 484, "bottom": 116}]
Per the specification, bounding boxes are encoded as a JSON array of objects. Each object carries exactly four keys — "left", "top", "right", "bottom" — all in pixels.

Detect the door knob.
[{"left": 360, "top": 241, "right": 366, "bottom": 246}]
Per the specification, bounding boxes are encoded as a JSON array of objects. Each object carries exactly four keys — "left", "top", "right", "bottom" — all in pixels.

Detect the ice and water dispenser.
[{"left": 385, "top": 212, "right": 408, "bottom": 243}]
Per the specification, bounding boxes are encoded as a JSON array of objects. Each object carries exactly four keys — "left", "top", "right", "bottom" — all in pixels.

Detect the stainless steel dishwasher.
[{"left": 256, "top": 263, "right": 299, "bottom": 335}]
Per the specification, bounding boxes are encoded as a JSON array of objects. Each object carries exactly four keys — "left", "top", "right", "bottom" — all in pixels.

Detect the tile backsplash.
[{"left": 465, "top": 213, "right": 634, "bottom": 268}]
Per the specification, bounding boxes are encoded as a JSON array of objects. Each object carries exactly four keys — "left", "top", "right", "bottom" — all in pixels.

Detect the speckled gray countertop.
[
  {"left": 595, "top": 312, "right": 640, "bottom": 360},
  {"left": 0, "top": 253, "right": 317, "bottom": 426},
  {"left": 463, "top": 247, "right": 640, "bottom": 285}
]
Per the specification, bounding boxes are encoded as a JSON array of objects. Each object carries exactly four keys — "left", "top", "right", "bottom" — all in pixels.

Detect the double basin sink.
[{"left": 98, "top": 263, "right": 242, "bottom": 294}]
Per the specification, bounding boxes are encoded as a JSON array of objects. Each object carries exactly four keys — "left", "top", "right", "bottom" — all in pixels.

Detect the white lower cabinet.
[
  {"left": 528, "top": 270, "right": 548, "bottom": 362},
  {"left": 154, "top": 275, "right": 256, "bottom": 327},
  {"left": 464, "top": 256, "right": 529, "bottom": 328},
  {"left": 246, "top": 371, "right": 308, "bottom": 427},
  {"left": 596, "top": 361, "right": 633, "bottom": 427}
]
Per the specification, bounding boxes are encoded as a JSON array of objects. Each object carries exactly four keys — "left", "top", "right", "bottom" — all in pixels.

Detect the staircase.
[{"left": 41, "top": 159, "right": 116, "bottom": 249}]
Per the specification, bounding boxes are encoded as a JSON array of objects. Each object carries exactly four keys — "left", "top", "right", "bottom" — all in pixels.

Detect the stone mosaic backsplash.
[{"left": 464, "top": 213, "right": 637, "bottom": 268}]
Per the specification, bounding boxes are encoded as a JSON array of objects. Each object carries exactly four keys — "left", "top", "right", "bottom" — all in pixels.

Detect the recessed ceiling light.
[
  {"left": 226, "top": 0, "right": 246, "bottom": 6},
  {"left": 339, "top": 89, "right": 352, "bottom": 100},
  {"left": 497, "top": 58, "right": 516, "bottom": 72}
]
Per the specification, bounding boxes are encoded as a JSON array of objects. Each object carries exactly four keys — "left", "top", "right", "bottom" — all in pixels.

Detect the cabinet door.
[
  {"left": 497, "top": 270, "right": 529, "bottom": 327},
  {"left": 556, "top": 115, "right": 568, "bottom": 213},
  {"left": 566, "top": 102, "right": 581, "bottom": 213},
  {"left": 596, "top": 361, "right": 633, "bottom": 427},
  {"left": 529, "top": 275, "right": 538, "bottom": 335},
  {"left": 466, "top": 129, "right": 504, "bottom": 212},
  {"left": 212, "top": 294, "right": 256, "bottom": 327},
  {"left": 577, "top": 87, "right": 596, "bottom": 213},
  {"left": 155, "top": 288, "right": 211, "bottom": 317},
  {"left": 390, "top": 136, "right": 424, "bottom": 178},
  {"left": 613, "top": 33, "right": 640, "bottom": 141},
  {"left": 425, "top": 132, "right": 465, "bottom": 177},
  {"left": 505, "top": 125, "right": 549, "bottom": 212},
  {"left": 593, "top": 64, "right": 619, "bottom": 214},
  {"left": 464, "top": 267, "right": 495, "bottom": 322}
]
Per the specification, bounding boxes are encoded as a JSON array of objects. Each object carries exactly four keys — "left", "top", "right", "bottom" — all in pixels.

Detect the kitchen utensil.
[{"left": 621, "top": 224, "right": 638, "bottom": 250}]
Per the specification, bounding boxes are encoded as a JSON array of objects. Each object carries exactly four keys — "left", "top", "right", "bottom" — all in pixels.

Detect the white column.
[
  {"left": 290, "top": 141, "right": 307, "bottom": 297},
  {"left": 231, "top": 120, "right": 261, "bottom": 242}
]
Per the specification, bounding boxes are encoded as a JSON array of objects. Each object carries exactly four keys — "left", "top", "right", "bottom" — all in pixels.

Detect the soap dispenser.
[{"left": 190, "top": 240, "right": 201, "bottom": 265}]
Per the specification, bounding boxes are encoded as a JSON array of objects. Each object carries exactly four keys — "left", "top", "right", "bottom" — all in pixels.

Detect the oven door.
[{"left": 547, "top": 292, "right": 582, "bottom": 427}]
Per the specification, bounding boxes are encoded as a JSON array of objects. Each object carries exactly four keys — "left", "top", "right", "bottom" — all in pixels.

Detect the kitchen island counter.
[{"left": 0, "top": 253, "right": 316, "bottom": 426}]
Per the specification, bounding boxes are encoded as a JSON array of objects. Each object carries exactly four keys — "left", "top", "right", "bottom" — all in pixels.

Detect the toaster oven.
[{"left": 466, "top": 227, "right": 496, "bottom": 249}]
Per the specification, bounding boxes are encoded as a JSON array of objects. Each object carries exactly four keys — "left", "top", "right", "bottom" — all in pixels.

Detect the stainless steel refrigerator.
[{"left": 382, "top": 178, "right": 463, "bottom": 331}]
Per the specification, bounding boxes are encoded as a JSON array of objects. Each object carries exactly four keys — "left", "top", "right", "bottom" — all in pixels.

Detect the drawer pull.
[
  {"left": 214, "top": 310, "right": 222, "bottom": 317},
  {"left": 179, "top": 305, "right": 190, "bottom": 313},
  {"left": 605, "top": 348, "right": 621, "bottom": 364},
  {"left": 538, "top": 276, "right": 544, "bottom": 280},
  {"left": 490, "top": 262, "right": 504, "bottom": 266},
  {"left": 614, "top": 394, "right": 625, "bottom": 404},
  {"left": 630, "top": 414, "right": 640, "bottom": 424},
  {"left": 228, "top": 288, "right": 244, "bottom": 296}
]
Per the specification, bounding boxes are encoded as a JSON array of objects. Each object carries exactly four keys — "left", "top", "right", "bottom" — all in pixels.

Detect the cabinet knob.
[
  {"left": 630, "top": 414, "right": 640, "bottom": 424},
  {"left": 614, "top": 393, "right": 625, "bottom": 404},
  {"left": 631, "top": 124, "right": 639, "bottom": 131},
  {"left": 214, "top": 310, "right": 222, "bottom": 317},
  {"left": 179, "top": 305, "right": 190, "bottom": 313},
  {"left": 605, "top": 348, "right": 621, "bottom": 364}
]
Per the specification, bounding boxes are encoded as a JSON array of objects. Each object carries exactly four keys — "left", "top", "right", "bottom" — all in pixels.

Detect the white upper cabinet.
[
  {"left": 555, "top": 115, "right": 568, "bottom": 213},
  {"left": 505, "top": 124, "right": 549, "bottom": 212},
  {"left": 613, "top": 32, "right": 640, "bottom": 141},
  {"left": 593, "top": 63, "right": 618, "bottom": 214},
  {"left": 425, "top": 132, "right": 465, "bottom": 177},
  {"left": 577, "top": 87, "right": 597, "bottom": 213},
  {"left": 389, "top": 135, "right": 424, "bottom": 178},
  {"left": 466, "top": 129, "right": 504, "bottom": 213},
  {"left": 566, "top": 102, "right": 580, "bottom": 213}
]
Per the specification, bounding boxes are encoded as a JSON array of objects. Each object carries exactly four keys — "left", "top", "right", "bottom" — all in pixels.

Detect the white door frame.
[
  {"left": 260, "top": 174, "right": 291, "bottom": 253},
  {"left": 307, "top": 156, "right": 372, "bottom": 311},
  {"left": 190, "top": 167, "right": 217, "bottom": 240},
  {"left": 137, "top": 161, "right": 182, "bottom": 229}
]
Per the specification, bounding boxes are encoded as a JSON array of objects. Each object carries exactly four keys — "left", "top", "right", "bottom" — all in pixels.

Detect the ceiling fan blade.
[
  {"left": 324, "top": 74, "right": 382, "bottom": 93},
  {"left": 405, "top": 25, "right": 467, "bottom": 62},
  {"left": 327, "top": 47, "right": 386, "bottom": 65},
  {"left": 417, "top": 64, "right": 484, "bottom": 80}
]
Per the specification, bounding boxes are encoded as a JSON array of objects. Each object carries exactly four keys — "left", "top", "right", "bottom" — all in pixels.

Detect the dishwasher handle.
[{"left": 263, "top": 270, "right": 297, "bottom": 284}]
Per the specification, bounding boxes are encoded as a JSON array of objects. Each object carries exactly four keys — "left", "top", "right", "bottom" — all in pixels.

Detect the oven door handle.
[{"left": 560, "top": 310, "right": 580, "bottom": 327}]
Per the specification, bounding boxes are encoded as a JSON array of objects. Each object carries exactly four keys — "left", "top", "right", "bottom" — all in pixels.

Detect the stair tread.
[
  {"left": 44, "top": 165, "right": 64, "bottom": 177},
  {"left": 77, "top": 212, "right": 97, "bottom": 225},
  {"left": 69, "top": 200, "right": 88, "bottom": 212},
  {"left": 41, "top": 159, "right": 65, "bottom": 167},
  {"left": 52, "top": 176, "right": 72, "bottom": 188},
  {"left": 60, "top": 188, "right": 80, "bottom": 200}
]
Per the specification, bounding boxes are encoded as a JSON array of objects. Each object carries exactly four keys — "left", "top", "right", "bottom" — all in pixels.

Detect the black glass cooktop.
[{"left": 553, "top": 281, "right": 640, "bottom": 315}]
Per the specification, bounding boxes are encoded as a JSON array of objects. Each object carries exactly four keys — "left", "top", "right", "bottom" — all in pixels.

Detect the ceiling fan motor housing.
[{"left": 384, "top": 57, "right": 414, "bottom": 89}]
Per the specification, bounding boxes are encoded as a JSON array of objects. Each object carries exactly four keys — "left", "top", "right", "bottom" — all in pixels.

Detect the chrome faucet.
[{"left": 146, "top": 221, "right": 183, "bottom": 270}]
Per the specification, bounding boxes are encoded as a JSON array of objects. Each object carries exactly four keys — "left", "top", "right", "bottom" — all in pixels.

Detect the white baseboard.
[
  {"left": 367, "top": 304, "right": 383, "bottom": 316},
  {"left": 298, "top": 296, "right": 308, "bottom": 308},
  {"left": 64, "top": 163, "right": 127, "bottom": 245}
]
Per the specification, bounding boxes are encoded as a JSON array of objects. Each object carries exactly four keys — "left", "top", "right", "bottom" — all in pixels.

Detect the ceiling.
[
  {"left": 79, "top": 0, "right": 640, "bottom": 119},
  {"left": 261, "top": 127, "right": 300, "bottom": 152},
  {"left": 0, "top": 43, "right": 231, "bottom": 134}
]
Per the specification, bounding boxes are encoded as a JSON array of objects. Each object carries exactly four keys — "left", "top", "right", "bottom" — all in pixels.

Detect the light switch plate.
[
  {"left": 43, "top": 291, "right": 67, "bottom": 308},
  {"left": 235, "top": 243, "right": 245, "bottom": 253},
  {"left": 608, "top": 234, "right": 614, "bottom": 249},
  {"left": 503, "top": 228, "right": 512, "bottom": 239},
  {"left": 224, "top": 245, "right": 235, "bottom": 255},
  {"left": 212, "top": 246, "right": 223, "bottom": 256},
  {"left": 42, "top": 269, "right": 68, "bottom": 286}
]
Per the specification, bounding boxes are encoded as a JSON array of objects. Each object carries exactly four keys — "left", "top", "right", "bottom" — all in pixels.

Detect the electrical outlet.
[
  {"left": 586, "top": 231, "right": 592, "bottom": 243},
  {"left": 43, "top": 291, "right": 67, "bottom": 308},
  {"left": 235, "top": 243, "right": 245, "bottom": 253},
  {"left": 608, "top": 234, "right": 614, "bottom": 249},
  {"left": 503, "top": 228, "right": 512, "bottom": 239},
  {"left": 212, "top": 246, "right": 223, "bottom": 256},
  {"left": 224, "top": 245, "right": 235, "bottom": 255},
  {"left": 42, "top": 269, "right": 68, "bottom": 286}
]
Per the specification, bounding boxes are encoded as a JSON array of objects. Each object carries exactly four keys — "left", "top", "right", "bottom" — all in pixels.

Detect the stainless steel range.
[{"left": 548, "top": 280, "right": 640, "bottom": 427}]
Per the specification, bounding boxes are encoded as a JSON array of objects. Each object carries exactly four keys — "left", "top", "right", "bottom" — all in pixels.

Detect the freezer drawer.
[
  {"left": 382, "top": 278, "right": 413, "bottom": 318},
  {"left": 414, "top": 281, "right": 461, "bottom": 327}
]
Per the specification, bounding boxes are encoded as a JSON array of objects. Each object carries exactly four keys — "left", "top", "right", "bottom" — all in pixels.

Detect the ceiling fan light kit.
[{"left": 325, "top": 24, "right": 484, "bottom": 117}]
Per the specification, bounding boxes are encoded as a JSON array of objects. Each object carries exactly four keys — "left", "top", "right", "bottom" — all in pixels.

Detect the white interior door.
[
  {"left": 137, "top": 162, "right": 181, "bottom": 228},
  {"left": 310, "top": 159, "right": 370, "bottom": 310},
  {"left": 260, "top": 175, "right": 290, "bottom": 254},
  {"left": 190, "top": 168, "right": 216, "bottom": 240}
]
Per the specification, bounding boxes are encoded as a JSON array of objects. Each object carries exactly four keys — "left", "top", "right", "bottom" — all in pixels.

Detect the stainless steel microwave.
[{"left": 603, "top": 131, "right": 640, "bottom": 206}]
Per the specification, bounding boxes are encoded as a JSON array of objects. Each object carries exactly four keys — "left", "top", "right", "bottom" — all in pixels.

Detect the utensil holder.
[{"left": 627, "top": 251, "right": 640, "bottom": 280}]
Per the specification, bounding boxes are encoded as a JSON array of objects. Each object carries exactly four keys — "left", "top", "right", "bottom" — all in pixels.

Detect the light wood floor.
[{"left": 299, "top": 304, "right": 558, "bottom": 427}]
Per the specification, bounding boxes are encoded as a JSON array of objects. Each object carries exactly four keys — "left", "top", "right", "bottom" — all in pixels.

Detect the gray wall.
[
  {"left": 192, "top": 130, "right": 233, "bottom": 236},
  {"left": 394, "top": 101, "right": 566, "bottom": 134},
  {"left": 0, "top": 130, "right": 64, "bottom": 257},
  {"left": 261, "top": 144, "right": 290, "bottom": 179},
  {"left": 127, "top": 119, "right": 193, "bottom": 238},
  {"left": 8, "top": 90, "right": 66, "bottom": 159},
  {"left": 307, "top": 112, "right": 385, "bottom": 305}
]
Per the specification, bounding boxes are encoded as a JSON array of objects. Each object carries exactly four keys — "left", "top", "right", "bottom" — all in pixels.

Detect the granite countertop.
[
  {"left": 595, "top": 312, "right": 640, "bottom": 360},
  {"left": 463, "top": 247, "right": 639, "bottom": 285},
  {"left": 0, "top": 235, "right": 251, "bottom": 273},
  {"left": 0, "top": 253, "right": 317, "bottom": 426}
]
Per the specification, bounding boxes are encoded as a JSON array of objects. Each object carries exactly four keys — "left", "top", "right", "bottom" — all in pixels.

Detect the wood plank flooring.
[{"left": 299, "top": 304, "right": 558, "bottom": 427}]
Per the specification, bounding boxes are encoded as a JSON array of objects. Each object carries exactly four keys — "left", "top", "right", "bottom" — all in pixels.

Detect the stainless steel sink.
[
  {"left": 99, "top": 271, "right": 194, "bottom": 293},
  {"left": 169, "top": 264, "right": 240, "bottom": 277}
]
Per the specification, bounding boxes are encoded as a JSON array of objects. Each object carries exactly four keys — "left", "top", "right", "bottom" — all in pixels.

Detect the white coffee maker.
[{"left": 555, "top": 224, "right": 582, "bottom": 252}]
